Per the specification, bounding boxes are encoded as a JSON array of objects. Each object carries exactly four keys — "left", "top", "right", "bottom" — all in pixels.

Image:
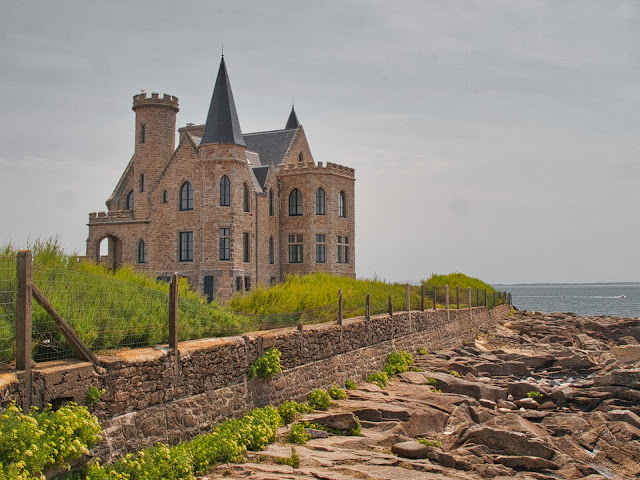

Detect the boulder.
[
  {"left": 475, "top": 361, "right": 530, "bottom": 377},
  {"left": 611, "top": 345, "right": 640, "bottom": 364},
  {"left": 594, "top": 368, "right": 640, "bottom": 389},
  {"left": 458, "top": 425, "right": 555, "bottom": 459},
  {"left": 304, "top": 412, "right": 359, "bottom": 432},
  {"left": 514, "top": 398, "right": 539, "bottom": 409},
  {"left": 391, "top": 440, "right": 429, "bottom": 459},
  {"left": 421, "top": 372, "right": 505, "bottom": 402},
  {"left": 606, "top": 409, "right": 640, "bottom": 429}
]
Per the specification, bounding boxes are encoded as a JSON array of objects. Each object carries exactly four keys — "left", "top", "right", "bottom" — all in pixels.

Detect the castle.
[{"left": 86, "top": 57, "right": 356, "bottom": 301}]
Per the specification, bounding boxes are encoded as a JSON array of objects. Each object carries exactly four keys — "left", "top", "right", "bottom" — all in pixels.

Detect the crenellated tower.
[{"left": 131, "top": 92, "right": 179, "bottom": 217}]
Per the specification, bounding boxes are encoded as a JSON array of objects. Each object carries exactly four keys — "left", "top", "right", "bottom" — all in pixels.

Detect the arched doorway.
[{"left": 96, "top": 234, "right": 123, "bottom": 271}]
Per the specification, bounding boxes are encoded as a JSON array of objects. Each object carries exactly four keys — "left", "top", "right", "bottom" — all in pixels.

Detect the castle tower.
[{"left": 131, "top": 92, "right": 179, "bottom": 217}]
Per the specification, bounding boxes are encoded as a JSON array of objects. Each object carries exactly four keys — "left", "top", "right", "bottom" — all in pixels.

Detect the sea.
[{"left": 493, "top": 283, "right": 640, "bottom": 318}]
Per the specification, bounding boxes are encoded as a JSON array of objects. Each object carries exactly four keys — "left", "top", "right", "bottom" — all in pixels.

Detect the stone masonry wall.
[{"left": 0, "top": 304, "right": 510, "bottom": 461}]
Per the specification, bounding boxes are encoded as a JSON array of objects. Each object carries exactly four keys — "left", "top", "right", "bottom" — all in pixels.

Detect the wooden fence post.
[
  {"left": 16, "top": 250, "right": 32, "bottom": 411},
  {"left": 445, "top": 285, "right": 450, "bottom": 311},
  {"left": 365, "top": 293, "right": 370, "bottom": 320},
  {"left": 169, "top": 272, "right": 179, "bottom": 350},
  {"left": 483, "top": 289, "right": 487, "bottom": 307},
  {"left": 456, "top": 286, "right": 459, "bottom": 309},
  {"left": 338, "top": 287, "right": 343, "bottom": 325},
  {"left": 421, "top": 284, "right": 425, "bottom": 312},
  {"left": 468, "top": 287, "right": 472, "bottom": 310},
  {"left": 388, "top": 295, "right": 393, "bottom": 317},
  {"left": 433, "top": 285, "right": 437, "bottom": 310},
  {"left": 476, "top": 288, "right": 479, "bottom": 308}
]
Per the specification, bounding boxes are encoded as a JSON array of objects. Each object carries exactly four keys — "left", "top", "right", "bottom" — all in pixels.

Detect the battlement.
[
  {"left": 279, "top": 161, "right": 355, "bottom": 177},
  {"left": 88, "top": 210, "right": 134, "bottom": 223},
  {"left": 132, "top": 92, "right": 179, "bottom": 112}
]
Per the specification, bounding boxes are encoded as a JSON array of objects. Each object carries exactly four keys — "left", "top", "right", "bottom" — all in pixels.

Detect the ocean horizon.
[{"left": 494, "top": 282, "right": 640, "bottom": 318}]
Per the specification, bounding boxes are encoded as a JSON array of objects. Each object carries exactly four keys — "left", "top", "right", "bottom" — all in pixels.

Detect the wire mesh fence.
[
  {"left": 0, "top": 255, "right": 16, "bottom": 368},
  {"left": 1, "top": 252, "right": 510, "bottom": 366}
]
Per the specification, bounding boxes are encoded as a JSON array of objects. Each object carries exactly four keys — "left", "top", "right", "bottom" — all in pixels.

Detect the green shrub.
[
  {"left": 299, "top": 419, "right": 361, "bottom": 437},
  {"left": 85, "top": 386, "right": 105, "bottom": 406},
  {"left": 427, "top": 377, "right": 437, "bottom": 386},
  {"left": 527, "top": 391, "right": 543, "bottom": 399},
  {"left": 327, "top": 384, "right": 347, "bottom": 400},
  {"left": 307, "top": 389, "right": 332, "bottom": 410},
  {"left": 0, "top": 401, "right": 101, "bottom": 479},
  {"left": 417, "top": 438, "right": 442, "bottom": 448},
  {"left": 287, "top": 423, "right": 310, "bottom": 444},
  {"left": 277, "top": 401, "right": 311, "bottom": 425},
  {"left": 448, "top": 370, "right": 461, "bottom": 377},
  {"left": 417, "top": 348, "right": 428, "bottom": 355},
  {"left": 383, "top": 351, "right": 414, "bottom": 376},
  {"left": 345, "top": 379, "right": 357, "bottom": 390},
  {"left": 248, "top": 348, "right": 282, "bottom": 379},
  {"left": 366, "top": 371, "right": 388, "bottom": 388}
]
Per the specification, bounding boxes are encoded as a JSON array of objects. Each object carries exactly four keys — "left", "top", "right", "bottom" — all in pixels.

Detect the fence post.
[
  {"left": 468, "top": 287, "right": 472, "bottom": 310},
  {"left": 476, "top": 288, "right": 479, "bottom": 308},
  {"left": 16, "top": 250, "right": 32, "bottom": 411},
  {"left": 433, "top": 285, "right": 437, "bottom": 310},
  {"left": 456, "top": 286, "right": 459, "bottom": 309},
  {"left": 492, "top": 292, "right": 496, "bottom": 308},
  {"left": 483, "top": 289, "right": 487, "bottom": 307},
  {"left": 169, "top": 272, "right": 178, "bottom": 350},
  {"left": 420, "top": 284, "right": 425, "bottom": 312},
  {"left": 338, "top": 287, "right": 343, "bottom": 325},
  {"left": 388, "top": 295, "right": 393, "bottom": 317},
  {"left": 445, "top": 285, "right": 449, "bottom": 310},
  {"left": 365, "top": 293, "right": 370, "bottom": 320},
  {"left": 405, "top": 284, "right": 412, "bottom": 331}
]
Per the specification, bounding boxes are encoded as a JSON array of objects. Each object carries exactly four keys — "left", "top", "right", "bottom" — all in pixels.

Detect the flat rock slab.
[
  {"left": 391, "top": 440, "right": 430, "bottom": 459},
  {"left": 494, "top": 455, "right": 559, "bottom": 471}
]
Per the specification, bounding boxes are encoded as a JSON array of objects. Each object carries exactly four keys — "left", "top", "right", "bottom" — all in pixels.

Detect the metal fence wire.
[{"left": 0, "top": 255, "right": 16, "bottom": 368}]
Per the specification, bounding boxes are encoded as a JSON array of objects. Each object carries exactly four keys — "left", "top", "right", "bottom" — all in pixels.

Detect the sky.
[{"left": 1, "top": 1, "right": 639, "bottom": 284}]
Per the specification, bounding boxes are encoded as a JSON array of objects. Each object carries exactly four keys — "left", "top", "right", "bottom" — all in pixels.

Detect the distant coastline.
[{"left": 494, "top": 282, "right": 640, "bottom": 287}]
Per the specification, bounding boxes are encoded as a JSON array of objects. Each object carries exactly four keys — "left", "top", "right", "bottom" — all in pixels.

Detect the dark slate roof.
[
  {"left": 243, "top": 128, "right": 297, "bottom": 167},
  {"left": 285, "top": 106, "right": 301, "bottom": 129},
  {"left": 201, "top": 56, "right": 246, "bottom": 146},
  {"left": 252, "top": 165, "right": 269, "bottom": 189}
]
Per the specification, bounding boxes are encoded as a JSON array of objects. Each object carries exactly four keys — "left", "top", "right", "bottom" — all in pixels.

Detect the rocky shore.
[{"left": 204, "top": 310, "right": 640, "bottom": 479}]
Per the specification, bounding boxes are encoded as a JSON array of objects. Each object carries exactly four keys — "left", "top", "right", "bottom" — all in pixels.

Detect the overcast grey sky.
[{"left": 1, "top": 1, "right": 638, "bottom": 284}]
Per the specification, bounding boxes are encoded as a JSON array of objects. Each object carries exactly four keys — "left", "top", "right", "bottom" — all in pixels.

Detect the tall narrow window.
[
  {"left": 219, "top": 228, "right": 230, "bottom": 260},
  {"left": 220, "top": 175, "right": 230, "bottom": 206},
  {"left": 139, "top": 174, "right": 145, "bottom": 193},
  {"left": 180, "top": 182, "right": 194, "bottom": 211},
  {"left": 315, "top": 234, "right": 326, "bottom": 263},
  {"left": 316, "top": 188, "right": 325, "bottom": 215},
  {"left": 243, "top": 232, "right": 250, "bottom": 262},
  {"left": 162, "top": 190, "right": 168, "bottom": 203},
  {"left": 243, "top": 183, "right": 249, "bottom": 212},
  {"left": 125, "top": 190, "right": 134, "bottom": 210},
  {"left": 338, "top": 191, "right": 346, "bottom": 218},
  {"left": 288, "top": 188, "right": 303, "bottom": 216},
  {"left": 337, "top": 236, "right": 349, "bottom": 264},
  {"left": 269, "top": 189, "right": 274, "bottom": 216},
  {"left": 179, "top": 232, "right": 193, "bottom": 262},
  {"left": 288, "top": 234, "right": 303, "bottom": 263},
  {"left": 140, "top": 124, "right": 146, "bottom": 144},
  {"left": 269, "top": 237, "right": 274, "bottom": 264},
  {"left": 298, "top": 152, "right": 304, "bottom": 163},
  {"left": 137, "top": 239, "right": 146, "bottom": 264}
]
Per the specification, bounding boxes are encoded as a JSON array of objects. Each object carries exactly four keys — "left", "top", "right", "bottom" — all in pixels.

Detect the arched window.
[
  {"left": 269, "top": 189, "right": 274, "bottom": 216},
  {"left": 243, "top": 183, "right": 249, "bottom": 212},
  {"left": 220, "top": 175, "right": 230, "bottom": 206},
  {"left": 316, "top": 188, "right": 325, "bottom": 215},
  {"left": 298, "top": 152, "right": 304, "bottom": 163},
  {"left": 338, "top": 191, "right": 346, "bottom": 218},
  {"left": 162, "top": 190, "right": 168, "bottom": 203},
  {"left": 269, "top": 237, "right": 274, "bottom": 264},
  {"left": 137, "top": 239, "right": 146, "bottom": 264},
  {"left": 180, "top": 182, "right": 194, "bottom": 211},
  {"left": 288, "top": 188, "right": 303, "bottom": 216},
  {"left": 125, "top": 190, "right": 134, "bottom": 210}
]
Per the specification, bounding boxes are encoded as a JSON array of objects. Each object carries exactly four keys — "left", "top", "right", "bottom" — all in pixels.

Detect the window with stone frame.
[
  {"left": 289, "top": 188, "right": 303, "bottom": 216},
  {"left": 219, "top": 228, "right": 230, "bottom": 261},
  {"left": 243, "top": 183, "right": 250, "bottom": 212},
  {"left": 288, "top": 234, "right": 303, "bottom": 263},
  {"left": 316, "top": 188, "right": 325, "bottom": 215},
  {"left": 337, "top": 235, "right": 349, "bottom": 264},
  {"left": 137, "top": 239, "right": 146, "bottom": 264},
  {"left": 243, "top": 232, "right": 250, "bottom": 262},
  {"left": 338, "top": 191, "right": 346, "bottom": 218},
  {"left": 269, "top": 236, "right": 274, "bottom": 264},
  {"left": 269, "top": 189, "right": 274, "bottom": 216},
  {"left": 315, "top": 234, "right": 326, "bottom": 263},
  {"left": 140, "top": 174, "right": 145, "bottom": 193},
  {"left": 140, "top": 124, "right": 146, "bottom": 144},
  {"left": 162, "top": 190, "right": 168, "bottom": 203},
  {"left": 220, "top": 175, "right": 230, "bottom": 206},
  {"left": 125, "top": 190, "right": 134, "bottom": 210},
  {"left": 180, "top": 181, "right": 194, "bottom": 211},
  {"left": 179, "top": 231, "right": 193, "bottom": 262}
]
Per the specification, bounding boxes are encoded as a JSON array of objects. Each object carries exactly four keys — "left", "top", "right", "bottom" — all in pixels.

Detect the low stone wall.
[{"left": 0, "top": 304, "right": 510, "bottom": 460}]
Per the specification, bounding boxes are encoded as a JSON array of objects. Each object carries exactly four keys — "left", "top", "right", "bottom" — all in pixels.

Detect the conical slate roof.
[
  {"left": 201, "top": 56, "right": 246, "bottom": 146},
  {"left": 285, "top": 106, "right": 300, "bottom": 129}
]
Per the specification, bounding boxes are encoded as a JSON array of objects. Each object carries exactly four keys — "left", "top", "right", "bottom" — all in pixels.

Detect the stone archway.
[{"left": 96, "top": 234, "right": 123, "bottom": 271}]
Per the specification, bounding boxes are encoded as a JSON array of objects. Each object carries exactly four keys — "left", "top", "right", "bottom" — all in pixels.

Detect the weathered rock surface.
[{"left": 204, "top": 311, "right": 640, "bottom": 479}]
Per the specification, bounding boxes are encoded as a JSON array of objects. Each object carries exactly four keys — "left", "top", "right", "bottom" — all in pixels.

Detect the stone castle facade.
[{"left": 86, "top": 57, "right": 355, "bottom": 301}]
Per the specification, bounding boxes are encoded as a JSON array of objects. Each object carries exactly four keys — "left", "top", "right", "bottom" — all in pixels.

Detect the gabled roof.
[
  {"left": 243, "top": 128, "right": 297, "bottom": 167},
  {"left": 201, "top": 56, "right": 246, "bottom": 146},
  {"left": 285, "top": 106, "right": 300, "bottom": 129},
  {"left": 252, "top": 165, "right": 270, "bottom": 189}
]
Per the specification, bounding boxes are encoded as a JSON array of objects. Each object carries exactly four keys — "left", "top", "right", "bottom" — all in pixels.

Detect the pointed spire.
[
  {"left": 201, "top": 56, "right": 245, "bottom": 146},
  {"left": 285, "top": 105, "right": 301, "bottom": 129}
]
